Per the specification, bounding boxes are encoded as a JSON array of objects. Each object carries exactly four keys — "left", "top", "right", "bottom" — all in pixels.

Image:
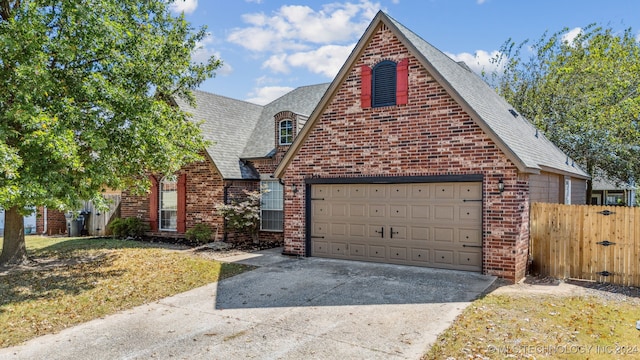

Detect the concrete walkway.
[{"left": 0, "top": 248, "right": 496, "bottom": 360}]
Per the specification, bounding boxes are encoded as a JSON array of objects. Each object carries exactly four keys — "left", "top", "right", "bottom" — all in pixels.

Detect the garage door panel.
[
  {"left": 410, "top": 226, "right": 430, "bottom": 241},
  {"left": 434, "top": 250, "right": 454, "bottom": 265},
  {"left": 410, "top": 205, "right": 430, "bottom": 219},
  {"left": 389, "top": 247, "right": 407, "bottom": 260},
  {"left": 312, "top": 222, "right": 329, "bottom": 237},
  {"left": 349, "top": 185, "right": 367, "bottom": 198},
  {"left": 312, "top": 202, "right": 329, "bottom": 218},
  {"left": 349, "top": 223, "right": 366, "bottom": 237},
  {"left": 349, "top": 244, "right": 366, "bottom": 257},
  {"left": 459, "top": 206, "right": 481, "bottom": 222},
  {"left": 389, "top": 225, "right": 407, "bottom": 241},
  {"left": 411, "top": 248, "right": 430, "bottom": 262},
  {"left": 410, "top": 184, "right": 432, "bottom": 198},
  {"left": 389, "top": 185, "right": 407, "bottom": 198},
  {"left": 331, "top": 243, "right": 347, "bottom": 255},
  {"left": 349, "top": 203, "right": 366, "bottom": 217},
  {"left": 312, "top": 241, "right": 329, "bottom": 255},
  {"left": 389, "top": 204, "right": 408, "bottom": 218},
  {"left": 460, "top": 183, "right": 482, "bottom": 199},
  {"left": 435, "top": 184, "right": 455, "bottom": 199},
  {"left": 434, "top": 205, "right": 455, "bottom": 221},
  {"left": 459, "top": 229, "right": 481, "bottom": 245},
  {"left": 331, "top": 203, "right": 347, "bottom": 217},
  {"left": 310, "top": 182, "right": 482, "bottom": 272},
  {"left": 369, "top": 204, "right": 386, "bottom": 217},
  {"left": 369, "top": 185, "right": 386, "bottom": 198},
  {"left": 312, "top": 185, "right": 330, "bottom": 198},
  {"left": 458, "top": 250, "right": 482, "bottom": 267},
  {"left": 369, "top": 245, "right": 386, "bottom": 258},
  {"left": 434, "top": 227, "right": 454, "bottom": 243}
]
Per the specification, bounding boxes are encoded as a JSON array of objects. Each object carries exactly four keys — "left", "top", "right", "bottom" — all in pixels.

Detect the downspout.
[
  {"left": 223, "top": 182, "right": 231, "bottom": 242},
  {"left": 43, "top": 206, "right": 48, "bottom": 236}
]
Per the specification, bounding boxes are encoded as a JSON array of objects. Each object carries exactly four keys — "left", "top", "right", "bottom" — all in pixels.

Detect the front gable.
[{"left": 282, "top": 21, "right": 515, "bottom": 180}]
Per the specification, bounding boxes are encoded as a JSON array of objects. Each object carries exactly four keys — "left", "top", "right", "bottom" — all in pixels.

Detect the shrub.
[
  {"left": 215, "top": 189, "right": 262, "bottom": 243},
  {"left": 185, "top": 223, "right": 214, "bottom": 244},
  {"left": 108, "top": 217, "right": 150, "bottom": 238}
]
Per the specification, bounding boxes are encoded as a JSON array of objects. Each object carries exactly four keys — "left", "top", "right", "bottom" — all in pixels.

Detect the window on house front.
[
  {"left": 160, "top": 175, "right": 178, "bottom": 231},
  {"left": 372, "top": 60, "right": 397, "bottom": 107},
  {"left": 279, "top": 119, "right": 293, "bottom": 145},
  {"left": 260, "top": 180, "right": 283, "bottom": 231}
]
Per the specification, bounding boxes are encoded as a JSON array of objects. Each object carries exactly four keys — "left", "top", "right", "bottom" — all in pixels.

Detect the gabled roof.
[
  {"left": 175, "top": 84, "right": 330, "bottom": 179},
  {"left": 242, "top": 83, "right": 330, "bottom": 159},
  {"left": 275, "top": 11, "right": 589, "bottom": 179}
]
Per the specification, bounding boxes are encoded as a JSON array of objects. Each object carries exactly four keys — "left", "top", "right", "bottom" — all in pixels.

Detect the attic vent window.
[
  {"left": 509, "top": 109, "right": 519, "bottom": 118},
  {"left": 372, "top": 61, "right": 397, "bottom": 107}
]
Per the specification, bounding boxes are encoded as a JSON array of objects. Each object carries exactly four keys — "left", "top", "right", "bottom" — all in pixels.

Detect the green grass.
[
  {"left": 0, "top": 236, "right": 252, "bottom": 348},
  {"left": 423, "top": 293, "right": 640, "bottom": 359}
]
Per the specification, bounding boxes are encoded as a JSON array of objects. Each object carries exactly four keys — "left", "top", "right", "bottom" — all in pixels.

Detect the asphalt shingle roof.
[
  {"left": 174, "top": 91, "right": 264, "bottom": 179},
  {"left": 175, "top": 84, "right": 329, "bottom": 179},
  {"left": 386, "top": 13, "right": 588, "bottom": 177}
]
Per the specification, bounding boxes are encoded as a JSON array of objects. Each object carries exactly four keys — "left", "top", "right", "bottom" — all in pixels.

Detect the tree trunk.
[{"left": 0, "top": 206, "right": 28, "bottom": 266}]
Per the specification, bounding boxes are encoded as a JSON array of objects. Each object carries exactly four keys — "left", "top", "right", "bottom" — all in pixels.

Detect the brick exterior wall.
[
  {"left": 280, "top": 23, "right": 530, "bottom": 282},
  {"left": 35, "top": 207, "right": 67, "bottom": 235},
  {"left": 120, "top": 155, "right": 285, "bottom": 244},
  {"left": 121, "top": 159, "right": 227, "bottom": 241}
]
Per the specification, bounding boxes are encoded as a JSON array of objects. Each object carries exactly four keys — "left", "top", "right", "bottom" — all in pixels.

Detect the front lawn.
[
  {"left": 424, "top": 288, "right": 640, "bottom": 359},
  {"left": 0, "top": 236, "right": 252, "bottom": 348}
]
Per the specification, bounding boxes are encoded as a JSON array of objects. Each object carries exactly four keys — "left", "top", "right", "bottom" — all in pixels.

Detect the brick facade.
[
  {"left": 121, "top": 155, "right": 285, "bottom": 244},
  {"left": 280, "top": 24, "right": 530, "bottom": 281},
  {"left": 35, "top": 207, "right": 67, "bottom": 235}
]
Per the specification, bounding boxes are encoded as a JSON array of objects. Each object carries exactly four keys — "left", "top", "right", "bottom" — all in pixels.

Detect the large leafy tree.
[
  {"left": 487, "top": 24, "right": 640, "bottom": 199},
  {"left": 0, "top": 0, "right": 220, "bottom": 265}
]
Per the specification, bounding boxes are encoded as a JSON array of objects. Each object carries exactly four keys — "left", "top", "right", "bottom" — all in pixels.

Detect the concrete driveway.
[{"left": 0, "top": 248, "right": 496, "bottom": 360}]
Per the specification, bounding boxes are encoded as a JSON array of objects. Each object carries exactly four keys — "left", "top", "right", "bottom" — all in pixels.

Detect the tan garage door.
[{"left": 310, "top": 182, "right": 482, "bottom": 272}]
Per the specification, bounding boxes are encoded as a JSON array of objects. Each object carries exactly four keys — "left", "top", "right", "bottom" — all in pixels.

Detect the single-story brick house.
[{"left": 122, "top": 11, "right": 588, "bottom": 281}]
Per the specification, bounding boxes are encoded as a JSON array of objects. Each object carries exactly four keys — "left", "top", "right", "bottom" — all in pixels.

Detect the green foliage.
[
  {"left": 215, "top": 189, "right": 262, "bottom": 243},
  {"left": 0, "top": 0, "right": 221, "bottom": 264},
  {"left": 107, "top": 217, "right": 150, "bottom": 239},
  {"left": 185, "top": 223, "right": 214, "bottom": 244},
  {"left": 487, "top": 24, "right": 640, "bottom": 192}
]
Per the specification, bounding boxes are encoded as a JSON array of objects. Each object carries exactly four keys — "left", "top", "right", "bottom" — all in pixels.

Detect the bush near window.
[
  {"left": 215, "top": 189, "right": 262, "bottom": 244},
  {"left": 108, "top": 217, "right": 150, "bottom": 238},
  {"left": 185, "top": 223, "right": 214, "bottom": 244}
]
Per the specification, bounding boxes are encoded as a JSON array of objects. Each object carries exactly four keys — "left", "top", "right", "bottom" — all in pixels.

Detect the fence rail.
[{"left": 530, "top": 202, "right": 640, "bottom": 287}]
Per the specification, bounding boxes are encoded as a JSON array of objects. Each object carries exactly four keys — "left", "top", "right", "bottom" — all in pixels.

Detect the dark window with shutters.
[{"left": 372, "top": 60, "right": 397, "bottom": 107}]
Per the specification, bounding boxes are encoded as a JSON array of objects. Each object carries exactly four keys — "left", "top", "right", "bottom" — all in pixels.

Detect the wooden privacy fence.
[
  {"left": 530, "top": 202, "right": 640, "bottom": 287},
  {"left": 79, "top": 194, "right": 121, "bottom": 237}
]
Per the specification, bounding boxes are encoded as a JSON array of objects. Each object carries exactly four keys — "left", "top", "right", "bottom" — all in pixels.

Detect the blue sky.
[{"left": 169, "top": 0, "right": 640, "bottom": 105}]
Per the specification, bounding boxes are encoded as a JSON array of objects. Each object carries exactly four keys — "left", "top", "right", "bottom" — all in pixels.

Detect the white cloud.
[
  {"left": 246, "top": 86, "right": 294, "bottom": 105},
  {"left": 477, "top": 0, "right": 487, "bottom": 4},
  {"left": 263, "top": 54, "right": 291, "bottom": 74},
  {"left": 168, "top": 0, "right": 198, "bottom": 15},
  {"left": 245, "top": 0, "right": 263, "bottom": 3},
  {"left": 286, "top": 44, "right": 355, "bottom": 77},
  {"left": 562, "top": 27, "right": 582, "bottom": 44},
  {"left": 445, "top": 50, "right": 502, "bottom": 76},
  {"left": 227, "top": 1, "right": 380, "bottom": 52}
]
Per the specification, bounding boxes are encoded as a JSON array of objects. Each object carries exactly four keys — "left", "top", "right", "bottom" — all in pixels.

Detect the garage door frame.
[{"left": 304, "top": 174, "right": 484, "bottom": 270}]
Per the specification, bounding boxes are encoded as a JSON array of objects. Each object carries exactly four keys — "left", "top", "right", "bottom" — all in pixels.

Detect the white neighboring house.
[{"left": 0, "top": 208, "right": 37, "bottom": 236}]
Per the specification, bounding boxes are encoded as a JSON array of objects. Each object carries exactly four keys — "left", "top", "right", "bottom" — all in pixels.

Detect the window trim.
[
  {"left": 159, "top": 175, "right": 178, "bottom": 231},
  {"left": 260, "top": 180, "right": 284, "bottom": 232},
  {"left": 278, "top": 119, "right": 293, "bottom": 146}
]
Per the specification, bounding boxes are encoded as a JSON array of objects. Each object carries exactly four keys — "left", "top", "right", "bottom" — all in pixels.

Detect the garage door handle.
[
  {"left": 390, "top": 227, "right": 399, "bottom": 239},
  {"left": 462, "top": 244, "right": 482, "bottom": 248},
  {"left": 311, "top": 236, "right": 325, "bottom": 239},
  {"left": 374, "top": 227, "right": 384, "bottom": 238}
]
